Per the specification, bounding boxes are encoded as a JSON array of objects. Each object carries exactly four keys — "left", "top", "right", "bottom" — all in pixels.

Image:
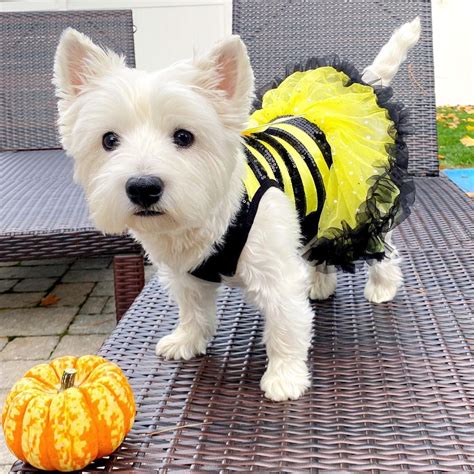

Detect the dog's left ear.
[{"left": 193, "top": 36, "right": 254, "bottom": 127}]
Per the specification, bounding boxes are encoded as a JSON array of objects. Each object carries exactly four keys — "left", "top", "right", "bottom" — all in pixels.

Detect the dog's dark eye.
[
  {"left": 173, "top": 129, "right": 194, "bottom": 148},
  {"left": 102, "top": 132, "right": 120, "bottom": 151}
]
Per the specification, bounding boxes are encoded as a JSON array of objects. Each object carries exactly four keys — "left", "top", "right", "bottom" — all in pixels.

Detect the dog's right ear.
[{"left": 54, "top": 28, "right": 124, "bottom": 99}]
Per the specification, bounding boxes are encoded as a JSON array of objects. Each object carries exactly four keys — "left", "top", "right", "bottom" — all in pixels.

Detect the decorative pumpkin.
[{"left": 1, "top": 355, "right": 135, "bottom": 472}]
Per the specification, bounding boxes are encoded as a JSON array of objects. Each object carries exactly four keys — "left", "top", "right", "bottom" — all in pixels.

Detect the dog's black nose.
[{"left": 126, "top": 176, "right": 164, "bottom": 208}]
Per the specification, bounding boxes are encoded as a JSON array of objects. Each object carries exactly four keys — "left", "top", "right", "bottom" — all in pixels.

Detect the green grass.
[{"left": 437, "top": 105, "right": 474, "bottom": 169}]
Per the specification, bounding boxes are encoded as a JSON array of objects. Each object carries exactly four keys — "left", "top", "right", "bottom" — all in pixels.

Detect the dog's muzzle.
[{"left": 126, "top": 176, "right": 164, "bottom": 211}]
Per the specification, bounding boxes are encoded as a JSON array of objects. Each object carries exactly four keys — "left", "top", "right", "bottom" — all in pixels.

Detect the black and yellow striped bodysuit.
[
  {"left": 191, "top": 58, "right": 414, "bottom": 283},
  {"left": 242, "top": 116, "right": 332, "bottom": 246}
]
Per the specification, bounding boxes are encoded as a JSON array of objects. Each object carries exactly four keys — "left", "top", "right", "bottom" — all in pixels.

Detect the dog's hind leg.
[
  {"left": 308, "top": 263, "right": 337, "bottom": 300},
  {"left": 364, "top": 232, "right": 403, "bottom": 303}
]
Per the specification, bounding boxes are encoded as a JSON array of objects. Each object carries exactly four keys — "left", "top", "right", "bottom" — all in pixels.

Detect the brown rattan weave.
[
  {"left": 114, "top": 255, "right": 146, "bottom": 322},
  {"left": 392, "top": 177, "right": 473, "bottom": 250}
]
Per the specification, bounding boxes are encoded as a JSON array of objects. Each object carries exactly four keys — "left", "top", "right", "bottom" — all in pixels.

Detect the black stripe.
[
  {"left": 300, "top": 211, "right": 321, "bottom": 245},
  {"left": 265, "top": 125, "right": 326, "bottom": 229},
  {"left": 243, "top": 136, "right": 283, "bottom": 185},
  {"left": 242, "top": 140, "right": 268, "bottom": 184},
  {"left": 284, "top": 117, "right": 333, "bottom": 168},
  {"left": 252, "top": 132, "right": 307, "bottom": 220}
]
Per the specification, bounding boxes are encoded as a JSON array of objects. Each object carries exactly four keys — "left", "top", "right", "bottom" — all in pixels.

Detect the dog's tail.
[{"left": 362, "top": 17, "right": 421, "bottom": 86}]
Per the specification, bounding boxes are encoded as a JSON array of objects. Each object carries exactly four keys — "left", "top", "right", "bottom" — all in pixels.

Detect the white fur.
[
  {"left": 364, "top": 232, "right": 403, "bottom": 303},
  {"left": 309, "top": 264, "right": 337, "bottom": 301},
  {"left": 236, "top": 188, "right": 313, "bottom": 400},
  {"left": 156, "top": 271, "right": 219, "bottom": 359},
  {"left": 362, "top": 17, "right": 421, "bottom": 86},
  {"left": 54, "top": 20, "right": 419, "bottom": 401},
  {"left": 364, "top": 256, "right": 403, "bottom": 303}
]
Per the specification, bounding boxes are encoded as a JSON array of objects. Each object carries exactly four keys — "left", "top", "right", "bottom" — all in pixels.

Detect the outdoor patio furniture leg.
[{"left": 113, "top": 254, "right": 145, "bottom": 322}]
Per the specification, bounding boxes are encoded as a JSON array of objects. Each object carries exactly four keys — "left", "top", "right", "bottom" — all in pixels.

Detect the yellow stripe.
[
  {"left": 271, "top": 122, "right": 330, "bottom": 186},
  {"left": 243, "top": 142, "right": 276, "bottom": 181},
  {"left": 270, "top": 135, "right": 318, "bottom": 215},
  {"left": 243, "top": 163, "right": 260, "bottom": 200}
]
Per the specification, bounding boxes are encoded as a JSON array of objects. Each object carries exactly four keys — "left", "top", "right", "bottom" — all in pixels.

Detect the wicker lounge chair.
[
  {"left": 0, "top": 10, "right": 145, "bottom": 320},
  {"left": 12, "top": 0, "right": 474, "bottom": 471}
]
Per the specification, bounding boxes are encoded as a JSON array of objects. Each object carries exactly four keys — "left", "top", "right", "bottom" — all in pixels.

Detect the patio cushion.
[{"left": 0, "top": 150, "right": 92, "bottom": 234}]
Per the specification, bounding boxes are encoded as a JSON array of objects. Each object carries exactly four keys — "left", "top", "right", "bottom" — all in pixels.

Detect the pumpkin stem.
[{"left": 60, "top": 368, "right": 77, "bottom": 391}]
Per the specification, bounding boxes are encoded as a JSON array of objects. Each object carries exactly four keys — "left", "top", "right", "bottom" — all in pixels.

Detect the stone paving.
[{"left": 0, "top": 257, "right": 154, "bottom": 472}]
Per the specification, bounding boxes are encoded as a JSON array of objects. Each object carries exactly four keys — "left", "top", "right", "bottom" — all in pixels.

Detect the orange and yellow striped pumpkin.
[{"left": 1, "top": 355, "right": 135, "bottom": 472}]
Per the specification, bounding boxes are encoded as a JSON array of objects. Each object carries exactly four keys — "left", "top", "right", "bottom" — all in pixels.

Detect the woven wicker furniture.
[
  {"left": 11, "top": 0, "right": 474, "bottom": 471},
  {"left": 0, "top": 11, "right": 144, "bottom": 320}
]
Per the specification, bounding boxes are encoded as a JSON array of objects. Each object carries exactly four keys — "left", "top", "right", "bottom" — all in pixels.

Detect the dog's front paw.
[
  {"left": 260, "top": 359, "right": 310, "bottom": 402},
  {"left": 156, "top": 328, "right": 209, "bottom": 360}
]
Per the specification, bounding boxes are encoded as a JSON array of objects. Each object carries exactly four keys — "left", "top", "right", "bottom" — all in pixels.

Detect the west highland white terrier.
[{"left": 54, "top": 18, "right": 420, "bottom": 401}]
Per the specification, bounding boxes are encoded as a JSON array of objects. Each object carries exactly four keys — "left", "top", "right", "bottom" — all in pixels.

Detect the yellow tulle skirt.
[{"left": 244, "top": 58, "right": 414, "bottom": 269}]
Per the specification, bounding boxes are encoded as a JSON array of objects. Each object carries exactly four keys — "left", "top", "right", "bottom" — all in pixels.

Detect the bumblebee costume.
[{"left": 191, "top": 57, "right": 414, "bottom": 283}]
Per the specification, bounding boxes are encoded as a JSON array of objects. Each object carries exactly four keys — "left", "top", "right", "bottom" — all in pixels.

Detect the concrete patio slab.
[
  {"left": 62, "top": 269, "right": 114, "bottom": 283},
  {"left": 0, "top": 293, "right": 45, "bottom": 309},
  {"left": 0, "top": 359, "right": 50, "bottom": 390},
  {"left": 69, "top": 313, "right": 116, "bottom": 335},
  {"left": 79, "top": 296, "right": 108, "bottom": 314},
  {"left": 12, "top": 277, "right": 57, "bottom": 292},
  {"left": 52, "top": 334, "right": 107, "bottom": 358},
  {"left": 0, "top": 337, "right": 8, "bottom": 351},
  {"left": 0, "top": 280, "right": 18, "bottom": 292},
  {"left": 0, "top": 336, "right": 60, "bottom": 361},
  {"left": 0, "top": 307, "right": 77, "bottom": 337},
  {"left": 47, "top": 282, "right": 95, "bottom": 306},
  {"left": 0, "top": 265, "right": 69, "bottom": 279}
]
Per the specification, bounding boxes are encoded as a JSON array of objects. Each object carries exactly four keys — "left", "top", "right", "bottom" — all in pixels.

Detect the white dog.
[{"left": 54, "top": 18, "right": 420, "bottom": 401}]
